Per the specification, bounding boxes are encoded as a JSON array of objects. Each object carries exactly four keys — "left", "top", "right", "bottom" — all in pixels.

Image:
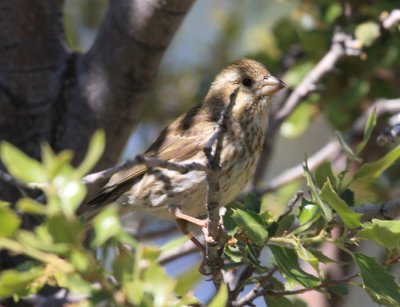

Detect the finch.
[{"left": 83, "top": 59, "right": 286, "bottom": 230}]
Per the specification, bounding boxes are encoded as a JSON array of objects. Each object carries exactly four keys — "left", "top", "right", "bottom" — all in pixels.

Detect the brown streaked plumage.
[{"left": 84, "top": 59, "right": 286, "bottom": 223}]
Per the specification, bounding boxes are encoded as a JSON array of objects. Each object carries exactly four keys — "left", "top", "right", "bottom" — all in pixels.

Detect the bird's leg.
[{"left": 175, "top": 219, "right": 205, "bottom": 252}]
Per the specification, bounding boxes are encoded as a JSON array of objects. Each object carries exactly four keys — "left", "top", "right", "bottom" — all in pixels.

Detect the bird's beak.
[{"left": 258, "top": 75, "right": 286, "bottom": 97}]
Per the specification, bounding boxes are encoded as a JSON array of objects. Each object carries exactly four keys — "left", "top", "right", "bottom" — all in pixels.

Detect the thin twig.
[
  {"left": 201, "top": 89, "right": 239, "bottom": 288},
  {"left": 278, "top": 190, "right": 304, "bottom": 222},
  {"left": 234, "top": 273, "right": 358, "bottom": 306},
  {"left": 380, "top": 9, "right": 400, "bottom": 29},
  {"left": 251, "top": 139, "right": 341, "bottom": 196},
  {"left": 232, "top": 267, "right": 278, "bottom": 307},
  {"left": 158, "top": 239, "right": 200, "bottom": 265},
  {"left": 253, "top": 31, "right": 361, "bottom": 185}
]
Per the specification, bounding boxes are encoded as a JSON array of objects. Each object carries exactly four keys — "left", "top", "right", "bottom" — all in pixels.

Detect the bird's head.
[{"left": 206, "top": 59, "right": 286, "bottom": 119}]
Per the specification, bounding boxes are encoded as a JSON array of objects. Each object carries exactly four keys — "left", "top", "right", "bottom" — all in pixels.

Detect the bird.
[{"left": 83, "top": 59, "right": 286, "bottom": 247}]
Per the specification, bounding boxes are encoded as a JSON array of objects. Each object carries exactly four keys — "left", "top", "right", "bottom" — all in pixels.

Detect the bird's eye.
[{"left": 242, "top": 78, "right": 253, "bottom": 87}]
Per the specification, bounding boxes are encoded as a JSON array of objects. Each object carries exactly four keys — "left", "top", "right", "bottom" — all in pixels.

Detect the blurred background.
[{"left": 63, "top": 0, "right": 400, "bottom": 305}]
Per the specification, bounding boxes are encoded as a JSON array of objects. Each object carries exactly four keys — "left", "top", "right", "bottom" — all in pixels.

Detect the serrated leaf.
[
  {"left": 355, "top": 22, "right": 380, "bottom": 46},
  {"left": 352, "top": 145, "right": 400, "bottom": 183},
  {"left": 1, "top": 142, "right": 47, "bottom": 183},
  {"left": 320, "top": 179, "right": 361, "bottom": 228},
  {"left": 303, "top": 163, "right": 332, "bottom": 222},
  {"left": 356, "top": 109, "right": 377, "bottom": 155},
  {"left": 335, "top": 131, "right": 359, "bottom": 161},
  {"left": 0, "top": 207, "right": 21, "bottom": 238},
  {"left": 315, "top": 162, "right": 337, "bottom": 189},
  {"left": 76, "top": 130, "right": 105, "bottom": 177},
  {"left": 270, "top": 246, "right": 320, "bottom": 288},
  {"left": 208, "top": 283, "right": 228, "bottom": 307},
  {"left": 359, "top": 219, "right": 400, "bottom": 250},
  {"left": 231, "top": 209, "right": 268, "bottom": 244},
  {"left": 92, "top": 206, "right": 121, "bottom": 247},
  {"left": 354, "top": 253, "right": 400, "bottom": 305}
]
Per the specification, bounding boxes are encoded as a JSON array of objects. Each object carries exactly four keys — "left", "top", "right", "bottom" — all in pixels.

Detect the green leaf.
[
  {"left": 356, "top": 109, "right": 377, "bottom": 155},
  {"left": 224, "top": 244, "right": 243, "bottom": 263},
  {"left": 270, "top": 245, "right": 320, "bottom": 288},
  {"left": 92, "top": 206, "right": 121, "bottom": 247},
  {"left": 76, "top": 130, "right": 105, "bottom": 177},
  {"left": 143, "top": 262, "right": 175, "bottom": 304},
  {"left": 359, "top": 219, "right": 400, "bottom": 250},
  {"left": 1, "top": 142, "right": 47, "bottom": 183},
  {"left": 281, "top": 103, "right": 312, "bottom": 138},
  {"left": 355, "top": 22, "right": 380, "bottom": 46},
  {"left": 354, "top": 253, "right": 400, "bottom": 305},
  {"left": 16, "top": 198, "right": 45, "bottom": 215},
  {"left": 352, "top": 145, "right": 400, "bottom": 183},
  {"left": 315, "top": 162, "right": 337, "bottom": 189},
  {"left": 283, "top": 61, "right": 315, "bottom": 87},
  {"left": 41, "top": 144, "right": 73, "bottom": 180},
  {"left": 335, "top": 131, "right": 359, "bottom": 161},
  {"left": 294, "top": 202, "right": 321, "bottom": 234},
  {"left": 56, "top": 178, "right": 86, "bottom": 217},
  {"left": 320, "top": 179, "right": 361, "bottom": 228},
  {"left": 175, "top": 266, "right": 202, "bottom": 297},
  {"left": 303, "top": 162, "right": 332, "bottom": 222},
  {"left": 0, "top": 267, "right": 42, "bottom": 297},
  {"left": 244, "top": 193, "right": 261, "bottom": 213},
  {"left": 264, "top": 296, "right": 295, "bottom": 307},
  {"left": 208, "top": 284, "right": 228, "bottom": 307},
  {"left": 0, "top": 207, "right": 21, "bottom": 238},
  {"left": 231, "top": 209, "right": 268, "bottom": 244},
  {"left": 295, "top": 244, "right": 319, "bottom": 274}
]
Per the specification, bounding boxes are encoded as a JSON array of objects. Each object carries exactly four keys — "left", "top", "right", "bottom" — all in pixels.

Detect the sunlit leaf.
[
  {"left": 0, "top": 207, "right": 21, "bottom": 238},
  {"left": 270, "top": 246, "right": 320, "bottom": 287},
  {"left": 16, "top": 198, "right": 45, "bottom": 215},
  {"left": 296, "top": 244, "right": 320, "bottom": 274},
  {"left": 231, "top": 209, "right": 268, "bottom": 244},
  {"left": 76, "top": 130, "right": 105, "bottom": 177},
  {"left": 281, "top": 103, "right": 312, "bottom": 138},
  {"left": 356, "top": 109, "right": 377, "bottom": 155},
  {"left": 208, "top": 283, "right": 228, "bottom": 307},
  {"left": 355, "top": 22, "right": 380, "bottom": 46},
  {"left": 359, "top": 219, "right": 400, "bottom": 250},
  {"left": 354, "top": 253, "right": 400, "bottom": 305},
  {"left": 283, "top": 61, "right": 315, "bottom": 87},
  {"left": 92, "top": 206, "right": 121, "bottom": 247},
  {"left": 320, "top": 179, "right": 361, "bottom": 228},
  {"left": 303, "top": 162, "right": 332, "bottom": 222},
  {"left": 0, "top": 267, "right": 42, "bottom": 297},
  {"left": 352, "top": 145, "right": 400, "bottom": 183},
  {"left": 1, "top": 142, "right": 47, "bottom": 183},
  {"left": 335, "top": 131, "right": 359, "bottom": 161}
]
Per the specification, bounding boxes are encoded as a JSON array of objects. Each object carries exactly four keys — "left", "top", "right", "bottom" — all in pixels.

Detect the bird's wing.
[{"left": 86, "top": 108, "right": 214, "bottom": 207}]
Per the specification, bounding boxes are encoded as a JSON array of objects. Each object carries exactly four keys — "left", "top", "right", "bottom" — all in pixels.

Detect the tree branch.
[
  {"left": 253, "top": 31, "right": 361, "bottom": 184},
  {"left": 65, "top": 0, "right": 195, "bottom": 169}
]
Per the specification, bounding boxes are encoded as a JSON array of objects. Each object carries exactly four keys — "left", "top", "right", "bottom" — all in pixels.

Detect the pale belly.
[{"left": 117, "top": 143, "right": 261, "bottom": 220}]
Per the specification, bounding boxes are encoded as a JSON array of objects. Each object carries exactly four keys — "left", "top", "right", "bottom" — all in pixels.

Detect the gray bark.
[{"left": 0, "top": 0, "right": 194, "bottom": 201}]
